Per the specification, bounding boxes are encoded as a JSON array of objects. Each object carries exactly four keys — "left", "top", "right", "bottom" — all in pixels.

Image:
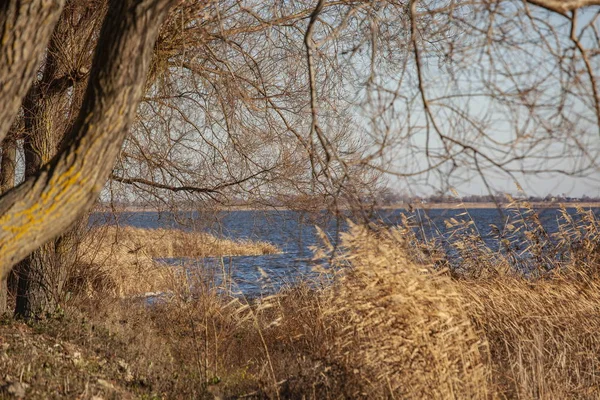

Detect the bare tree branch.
[{"left": 526, "top": 0, "right": 600, "bottom": 15}]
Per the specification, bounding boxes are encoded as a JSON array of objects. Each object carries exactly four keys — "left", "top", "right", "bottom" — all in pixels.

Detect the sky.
[
  {"left": 452, "top": 172, "right": 600, "bottom": 198},
  {"left": 366, "top": 3, "right": 600, "bottom": 198}
]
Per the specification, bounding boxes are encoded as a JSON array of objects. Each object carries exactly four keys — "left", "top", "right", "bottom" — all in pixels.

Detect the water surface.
[{"left": 91, "top": 207, "right": 600, "bottom": 296}]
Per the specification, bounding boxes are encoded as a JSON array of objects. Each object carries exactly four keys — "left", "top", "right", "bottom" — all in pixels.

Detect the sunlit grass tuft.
[{"left": 66, "top": 226, "right": 280, "bottom": 299}]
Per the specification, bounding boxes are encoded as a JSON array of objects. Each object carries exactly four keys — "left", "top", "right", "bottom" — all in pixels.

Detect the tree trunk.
[
  {"left": 11, "top": 1, "right": 108, "bottom": 318},
  {"left": 0, "top": 0, "right": 175, "bottom": 282},
  {"left": 15, "top": 242, "right": 57, "bottom": 318},
  {"left": 0, "top": 137, "right": 16, "bottom": 195},
  {"left": 0, "top": 0, "right": 65, "bottom": 142},
  {"left": 15, "top": 51, "right": 72, "bottom": 318},
  {"left": 0, "top": 136, "right": 17, "bottom": 313},
  {"left": 14, "top": 223, "right": 85, "bottom": 318}
]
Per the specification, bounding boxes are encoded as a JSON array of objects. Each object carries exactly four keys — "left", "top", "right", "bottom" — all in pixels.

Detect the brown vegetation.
[
  {"left": 1, "top": 0, "right": 600, "bottom": 397},
  {"left": 1, "top": 206, "right": 600, "bottom": 399},
  {"left": 67, "top": 226, "right": 280, "bottom": 299},
  {"left": 84, "top": 226, "right": 280, "bottom": 260}
]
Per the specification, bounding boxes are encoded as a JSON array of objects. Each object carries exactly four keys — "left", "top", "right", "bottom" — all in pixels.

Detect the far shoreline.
[
  {"left": 95, "top": 201, "right": 600, "bottom": 213},
  {"left": 380, "top": 201, "right": 600, "bottom": 210}
]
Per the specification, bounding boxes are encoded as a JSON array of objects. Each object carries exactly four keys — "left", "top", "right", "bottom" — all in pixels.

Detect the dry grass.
[
  {"left": 461, "top": 275, "right": 600, "bottom": 399},
  {"left": 65, "top": 226, "right": 280, "bottom": 299},
  {"left": 391, "top": 201, "right": 600, "bottom": 398},
  {"left": 323, "top": 224, "right": 490, "bottom": 398},
  {"left": 97, "top": 226, "right": 281, "bottom": 258},
  {"left": 3, "top": 205, "right": 600, "bottom": 399}
]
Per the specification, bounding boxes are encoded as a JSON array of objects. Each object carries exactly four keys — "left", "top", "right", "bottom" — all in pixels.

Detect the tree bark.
[
  {"left": 0, "top": 137, "right": 17, "bottom": 195},
  {"left": 15, "top": 19, "right": 83, "bottom": 317},
  {"left": 15, "top": 242, "right": 57, "bottom": 318},
  {"left": 0, "top": 136, "right": 17, "bottom": 313},
  {"left": 0, "top": 0, "right": 65, "bottom": 143},
  {"left": 0, "top": 0, "right": 175, "bottom": 280}
]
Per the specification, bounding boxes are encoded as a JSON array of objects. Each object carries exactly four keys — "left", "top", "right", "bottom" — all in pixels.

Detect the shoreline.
[
  {"left": 381, "top": 201, "right": 600, "bottom": 210},
  {"left": 94, "top": 202, "right": 600, "bottom": 213}
]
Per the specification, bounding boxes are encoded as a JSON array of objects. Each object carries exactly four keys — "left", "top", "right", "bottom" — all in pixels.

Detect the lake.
[{"left": 90, "top": 207, "right": 600, "bottom": 297}]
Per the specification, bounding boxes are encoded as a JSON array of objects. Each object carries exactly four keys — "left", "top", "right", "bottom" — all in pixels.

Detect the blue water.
[
  {"left": 90, "top": 210, "right": 341, "bottom": 296},
  {"left": 90, "top": 207, "right": 600, "bottom": 296}
]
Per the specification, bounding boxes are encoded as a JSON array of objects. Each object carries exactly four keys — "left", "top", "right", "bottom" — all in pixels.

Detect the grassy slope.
[{"left": 0, "top": 318, "right": 138, "bottom": 399}]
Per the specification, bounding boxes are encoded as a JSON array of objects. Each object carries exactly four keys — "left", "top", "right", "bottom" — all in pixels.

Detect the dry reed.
[
  {"left": 67, "top": 225, "right": 280, "bottom": 299},
  {"left": 393, "top": 202, "right": 600, "bottom": 398},
  {"left": 96, "top": 225, "right": 280, "bottom": 258},
  {"left": 8, "top": 204, "right": 600, "bottom": 399},
  {"left": 320, "top": 224, "right": 491, "bottom": 399},
  {"left": 460, "top": 275, "right": 600, "bottom": 399}
]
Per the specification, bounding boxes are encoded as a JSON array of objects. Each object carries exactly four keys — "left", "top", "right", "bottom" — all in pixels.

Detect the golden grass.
[
  {"left": 78, "top": 206, "right": 600, "bottom": 398},
  {"left": 323, "top": 224, "right": 491, "bottom": 398},
  {"left": 370, "top": 202, "right": 600, "bottom": 398},
  {"left": 67, "top": 225, "right": 280, "bottom": 299},
  {"left": 97, "top": 225, "right": 281, "bottom": 258},
  {"left": 460, "top": 275, "right": 600, "bottom": 399},
  {"left": 7, "top": 204, "right": 600, "bottom": 399}
]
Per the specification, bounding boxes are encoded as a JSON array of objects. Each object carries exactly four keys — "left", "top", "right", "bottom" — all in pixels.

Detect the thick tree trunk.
[
  {"left": 15, "top": 242, "right": 57, "bottom": 318},
  {"left": 0, "top": 137, "right": 17, "bottom": 195},
  {"left": 0, "top": 0, "right": 175, "bottom": 281},
  {"left": 15, "top": 47, "right": 73, "bottom": 318},
  {"left": 14, "top": 224, "right": 85, "bottom": 318},
  {"left": 0, "top": 136, "right": 17, "bottom": 313},
  {"left": 12, "top": 2, "right": 109, "bottom": 318},
  {"left": 0, "top": 0, "right": 65, "bottom": 142}
]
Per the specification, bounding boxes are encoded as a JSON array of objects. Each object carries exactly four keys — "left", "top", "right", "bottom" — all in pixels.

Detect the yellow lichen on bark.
[{"left": 0, "top": 163, "right": 87, "bottom": 273}]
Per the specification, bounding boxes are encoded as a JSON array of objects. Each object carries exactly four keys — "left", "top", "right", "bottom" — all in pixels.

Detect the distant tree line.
[
  {"left": 98, "top": 191, "right": 600, "bottom": 210},
  {"left": 375, "top": 191, "right": 600, "bottom": 206}
]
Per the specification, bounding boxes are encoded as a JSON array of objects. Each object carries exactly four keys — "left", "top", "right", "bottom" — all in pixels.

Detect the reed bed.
[
  {"left": 396, "top": 200, "right": 600, "bottom": 278},
  {"left": 386, "top": 202, "right": 600, "bottom": 398},
  {"left": 5, "top": 203, "right": 600, "bottom": 399},
  {"left": 66, "top": 225, "right": 280, "bottom": 299},
  {"left": 322, "top": 224, "right": 491, "bottom": 398},
  {"left": 95, "top": 225, "right": 281, "bottom": 258},
  {"left": 71, "top": 205, "right": 600, "bottom": 398},
  {"left": 461, "top": 274, "right": 600, "bottom": 399}
]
